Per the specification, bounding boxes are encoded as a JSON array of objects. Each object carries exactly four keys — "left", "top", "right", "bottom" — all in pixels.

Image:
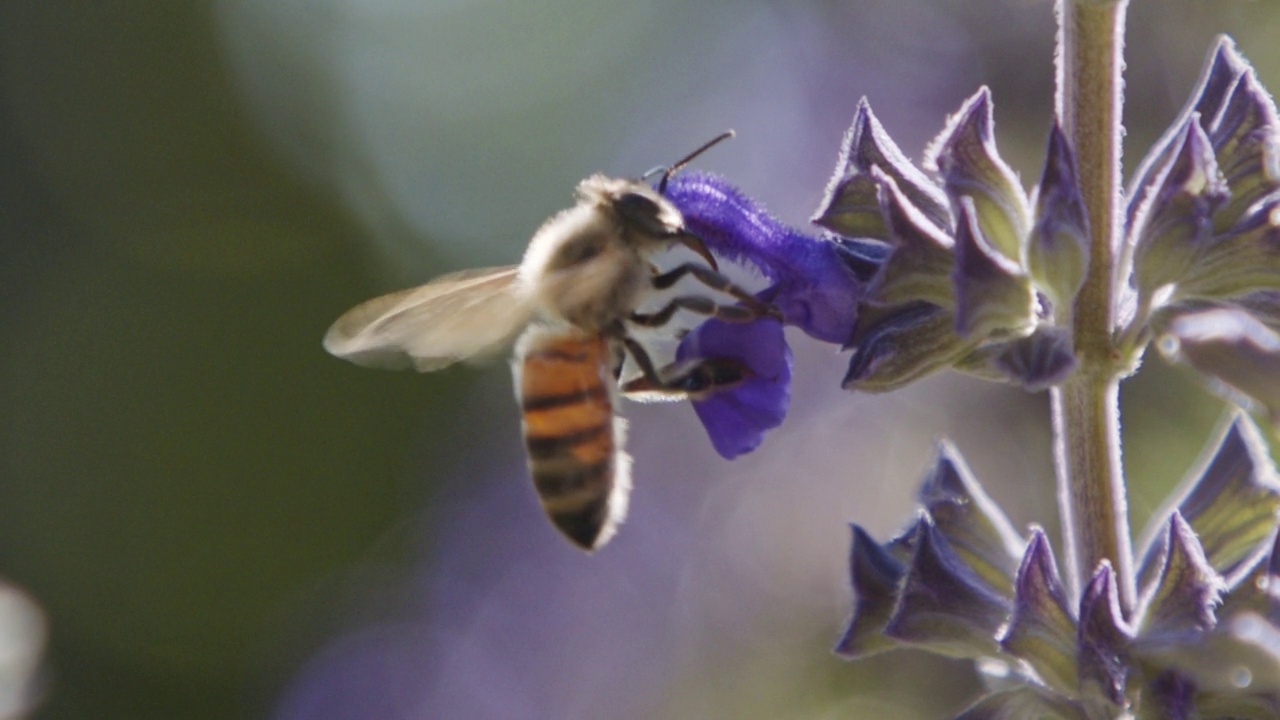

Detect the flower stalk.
[{"left": 1053, "top": 0, "right": 1136, "bottom": 612}]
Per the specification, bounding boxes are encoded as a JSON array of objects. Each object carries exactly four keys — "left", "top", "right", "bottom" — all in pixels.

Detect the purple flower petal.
[
  {"left": 664, "top": 172, "right": 869, "bottom": 344},
  {"left": 676, "top": 317, "right": 791, "bottom": 459}
]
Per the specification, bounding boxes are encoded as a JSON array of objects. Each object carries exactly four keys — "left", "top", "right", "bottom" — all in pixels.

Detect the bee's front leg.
[
  {"left": 648, "top": 263, "right": 779, "bottom": 318},
  {"left": 628, "top": 296, "right": 762, "bottom": 328}
]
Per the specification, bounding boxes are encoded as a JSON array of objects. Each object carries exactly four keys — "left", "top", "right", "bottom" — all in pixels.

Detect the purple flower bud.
[
  {"left": 925, "top": 87, "right": 1031, "bottom": 262},
  {"left": 1001, "top": 529, "right": 1080, "bottom": 697}
]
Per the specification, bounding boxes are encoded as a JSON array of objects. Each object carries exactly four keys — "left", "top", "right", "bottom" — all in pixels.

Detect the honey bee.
[{"left": 323, "top": 133, "right": 776, "bottom": 550}]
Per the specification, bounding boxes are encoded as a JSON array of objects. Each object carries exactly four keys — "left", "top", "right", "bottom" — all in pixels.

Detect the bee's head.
[{"left": 572, "top": 177, "right": 715, "bottom": 269}]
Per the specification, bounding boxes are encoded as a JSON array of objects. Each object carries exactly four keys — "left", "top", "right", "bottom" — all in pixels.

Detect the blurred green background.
[{"left": 0, "top": 2, "right": 1276, "bottom": 718}]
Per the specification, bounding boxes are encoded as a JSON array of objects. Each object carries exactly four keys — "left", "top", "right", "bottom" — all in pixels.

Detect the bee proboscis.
[{"left": 324, "top": 133, "right": 776, "bottom": 550}]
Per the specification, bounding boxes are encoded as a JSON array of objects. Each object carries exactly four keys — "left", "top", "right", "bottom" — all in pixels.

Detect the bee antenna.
[{"left": 657, "top": 130, "right": 735, "bottom": 194}]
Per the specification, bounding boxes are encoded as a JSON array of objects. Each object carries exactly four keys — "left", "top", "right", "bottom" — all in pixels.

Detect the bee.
[{"left": 323, "top": 133, "right": 776, "bottom": 551}]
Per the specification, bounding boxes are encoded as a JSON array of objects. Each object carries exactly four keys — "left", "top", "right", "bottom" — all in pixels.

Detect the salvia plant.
[{"left": 640, "top": 2, "right": 1280, "bottom": 718}]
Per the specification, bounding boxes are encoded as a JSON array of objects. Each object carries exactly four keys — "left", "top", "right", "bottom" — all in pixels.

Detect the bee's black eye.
[{"left": 616, "top": 192, "right": 679, "bottom": 237}]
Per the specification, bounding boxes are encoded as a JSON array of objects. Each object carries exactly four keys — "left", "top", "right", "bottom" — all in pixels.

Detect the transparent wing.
[{"left": 323, "top": 265, "right": 533, "bottom": 371}]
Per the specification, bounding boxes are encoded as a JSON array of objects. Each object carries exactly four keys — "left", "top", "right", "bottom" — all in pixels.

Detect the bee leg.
[
  {"left": 649, "top": 263, "right": 781, "bottom": 319},
  {"left": 617, "top": 336, "right": 750, "bottom": 397},
  {"left": 629, "top": 296, "right": 761, "bottom": 328},
  {"left": 618, "top": 336, "right": 666, "bottom": 385}
]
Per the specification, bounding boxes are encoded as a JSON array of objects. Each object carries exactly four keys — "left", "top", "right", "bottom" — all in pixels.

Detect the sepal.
[
  {"left": 1076, "top": 563, "right": 1134, "bottom": 714},
  {"left": 1178, "top": 196, "right": 1280, "bottom": 304},
  {"left": 814, "top": 98, "right": 952, "bottom": 239},
  {"left": 1136, "top": 413, "right": 1280, "bottom": 585},
  {"left": 917, "top": 441, "right": 1025, "bottom": 591},
  {"left": 952, "top": 198, "right": 1036, "bottom": 339},
  {"left": 925, "top": 87, "right": 1031, "bottom": 262},
  {"left": 1128, "top": 37, "right": 1249, "bottom": 227},
  {"left": 883, "top": 515, "right": 1013, "bottom": 658},
  {"left": 870, "top": 170, "right": 957, "bottom": 308},
  {"left": 1217, "top": 530, "right": 1280, "bottom": 622},
  {"left": 834, "top": 524, "right": 908, "bottom": 659},
  {"left": 952, "top": 686, "right": 1087, "bottom": 720},
  {"left": 1128, "top": 116, "right": 1228, "bottom": 301},
  {"left": 1135, "top": 512, "right": 1225, "bottom": 644},
  {"left": 999, "top": 529, "right": 1079, "bottom": 697},
  {"left": 1159, "top": 307, "right": 1280, "bottom": 428},
  {"left": 1204, "top": 63, "right": 1280, "bottom": 234},
  {"left": 1028, "top": 124, "right": 1090, "bottom": 310},
  {"left": 988, "top": 325, "right": 1078, "bottom": 392},
  {"left": 843, "top": 302, "right": 978, "bottom": 392}
]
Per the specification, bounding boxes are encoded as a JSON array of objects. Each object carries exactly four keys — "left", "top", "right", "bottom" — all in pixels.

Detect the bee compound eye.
[{"left": 615, "top": 192, "right": 680, "bottom": 237}]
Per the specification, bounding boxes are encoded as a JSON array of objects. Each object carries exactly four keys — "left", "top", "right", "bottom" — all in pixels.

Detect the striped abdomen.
[{"left": 513, "top": 327, "right": 631, "bottom": 551}]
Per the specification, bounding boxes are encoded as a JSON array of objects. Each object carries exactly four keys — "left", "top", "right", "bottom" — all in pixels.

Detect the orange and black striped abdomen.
[{"left": 515, "top": 327, "right": 630, "bottom": 551}]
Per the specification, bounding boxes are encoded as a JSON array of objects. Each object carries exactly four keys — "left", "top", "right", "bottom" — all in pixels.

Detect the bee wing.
[{"left": 323, "top": 265, "right": 533, "bottom": 371}]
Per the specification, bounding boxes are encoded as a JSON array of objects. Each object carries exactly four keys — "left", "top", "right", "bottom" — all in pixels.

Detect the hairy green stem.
[{"left": 1052, "top": 0, "right": 1136, "bottom": 611}]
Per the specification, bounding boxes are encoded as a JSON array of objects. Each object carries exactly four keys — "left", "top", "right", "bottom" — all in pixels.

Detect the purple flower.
[
  {"left": 675, "top": 316, "right": 790, "bottom": 459},
  {"left": 661, "top": 172, "right": 879, "bottom": 458},
  {"left": 664, "top": 172, "right": 880, "bottom": 344}
]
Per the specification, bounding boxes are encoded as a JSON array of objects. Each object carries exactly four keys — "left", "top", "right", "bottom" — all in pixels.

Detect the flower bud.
[{"left": 1136, "top": 412, "right": 1280, "bottom": 589}]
